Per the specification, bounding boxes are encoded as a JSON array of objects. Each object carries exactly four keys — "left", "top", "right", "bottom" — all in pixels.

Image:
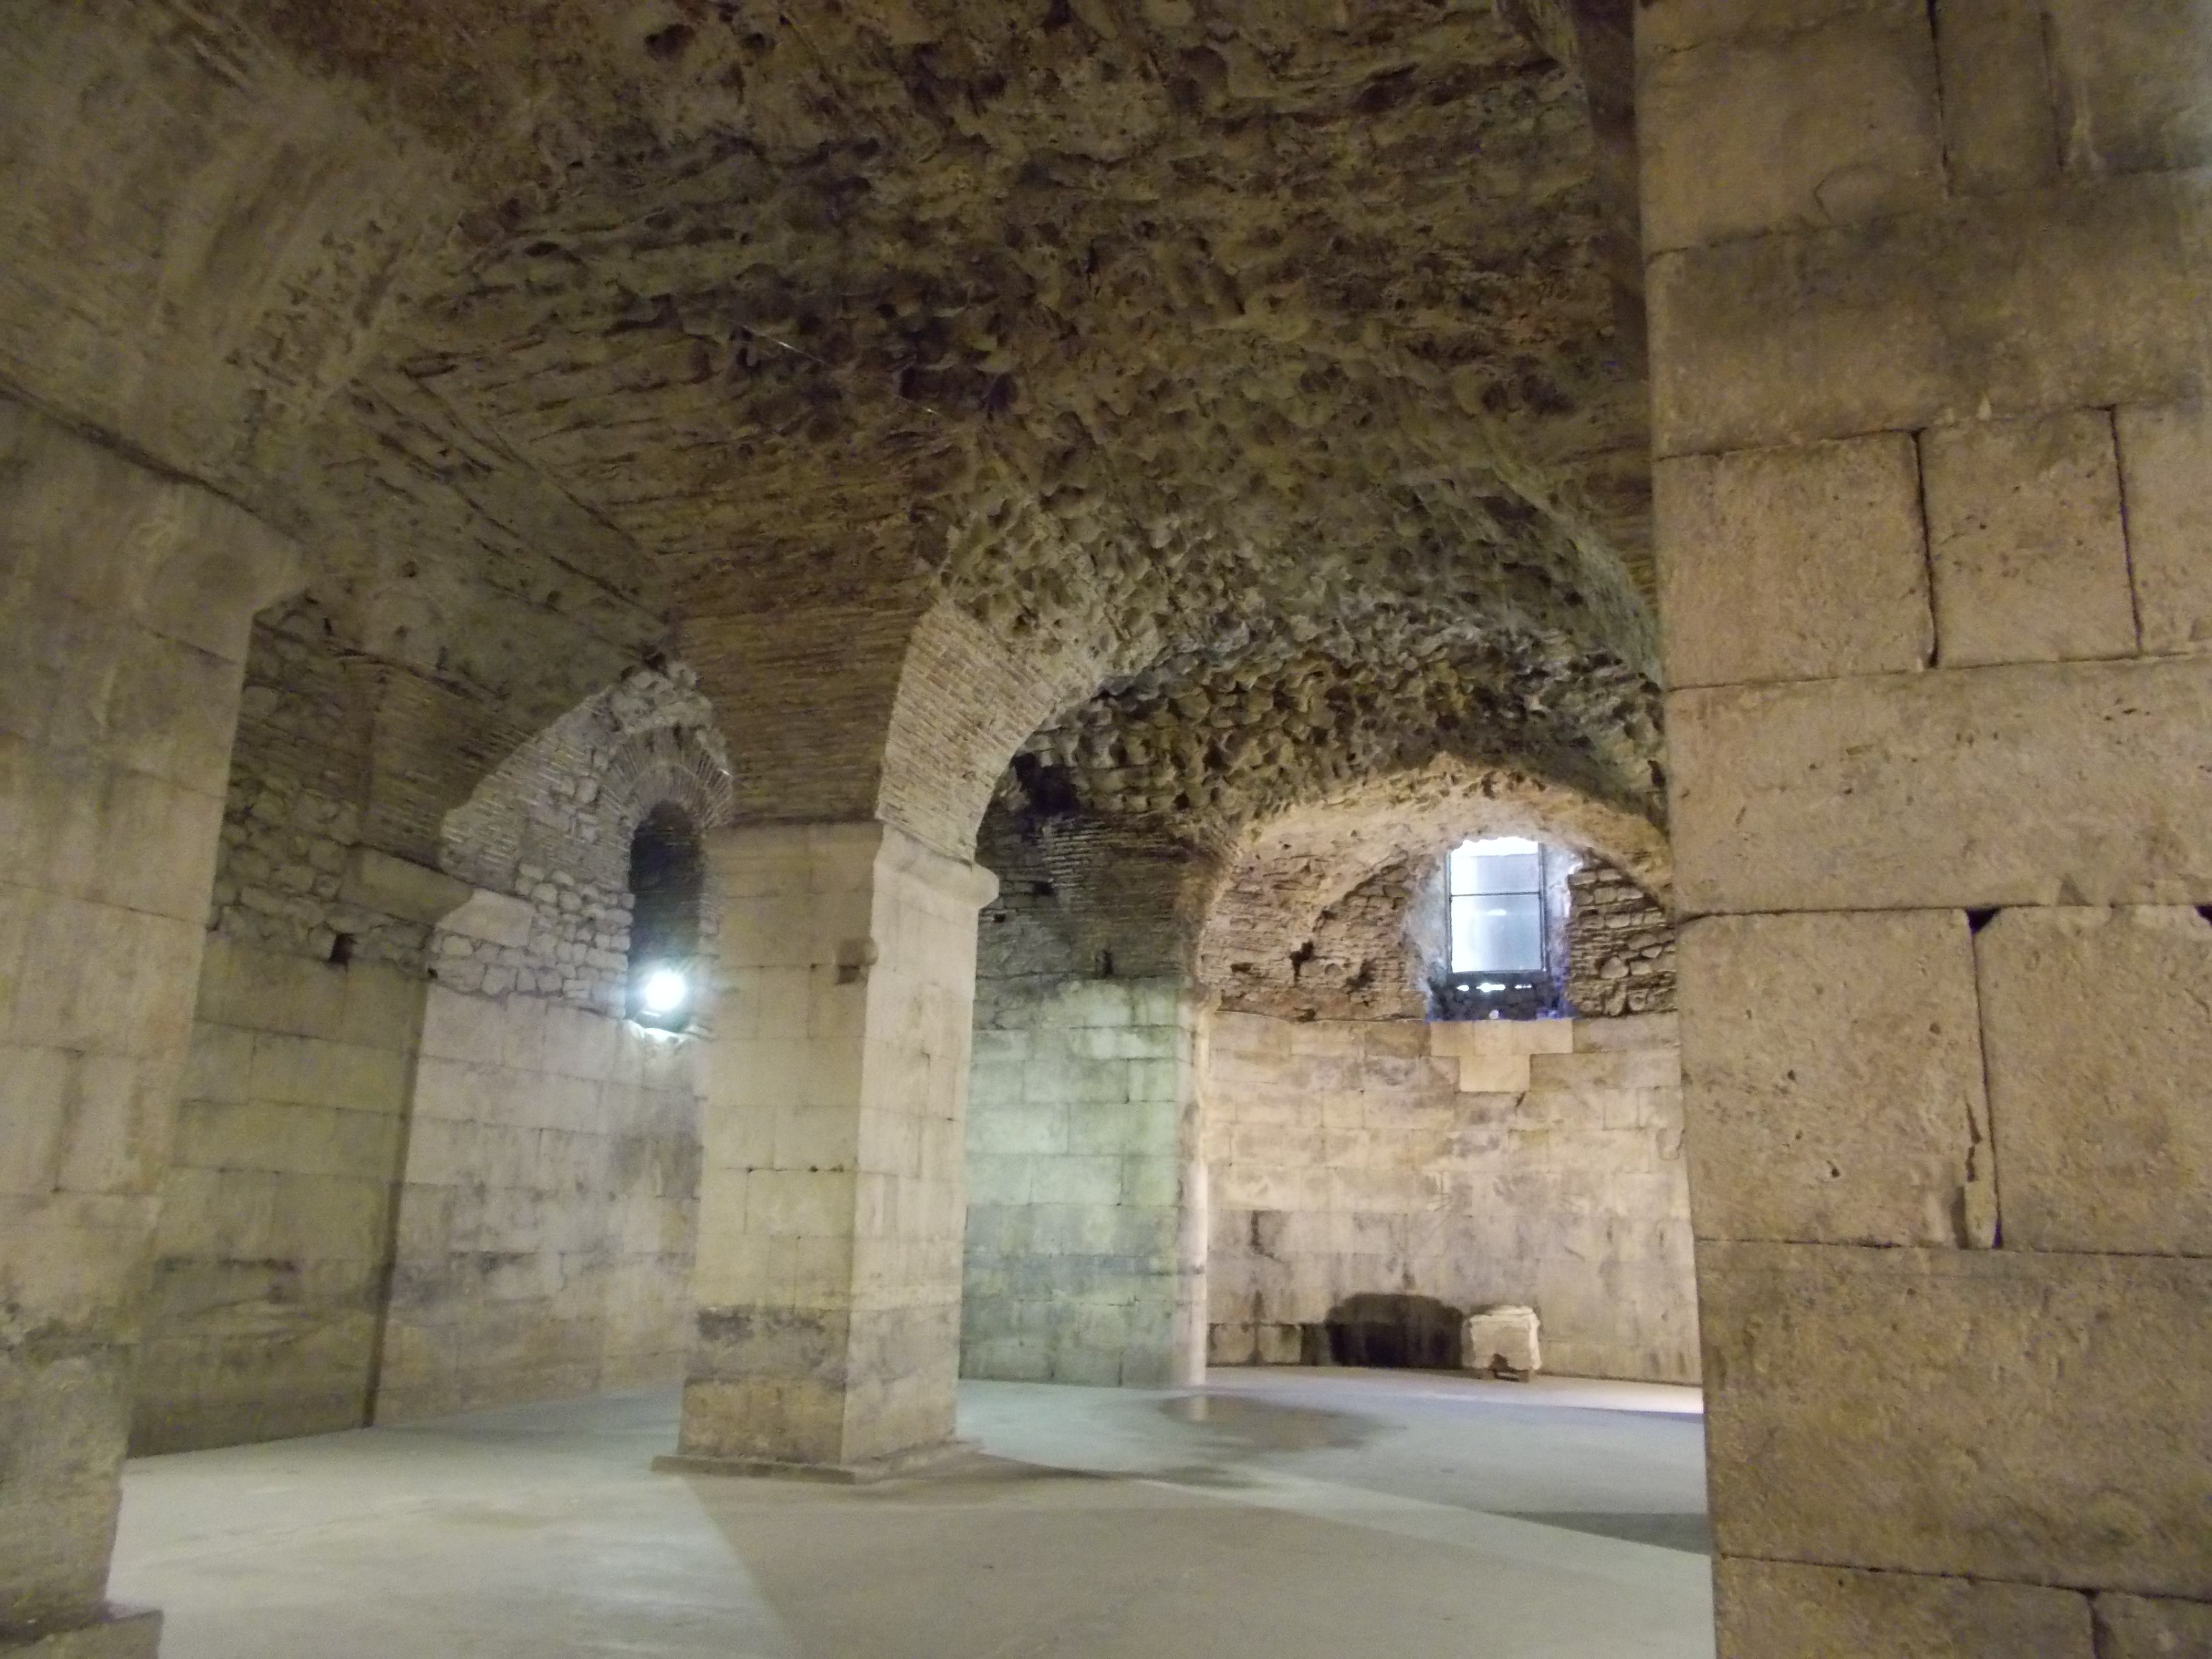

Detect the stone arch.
[
  {"left": 436, "top": 662, "right": 734, "bottom": 1013},
  {"left": 1193, "top": 756, "right": 1669, "bottom": 1009},
  {"left": 441, "top": 664, "right": 733, "bottom": 894},
  {"left": 0, "top": 5, "right": 457, "bottom": 488},
  {"left": 686, "top": 594, "right": 1103, "bottom": 860}
]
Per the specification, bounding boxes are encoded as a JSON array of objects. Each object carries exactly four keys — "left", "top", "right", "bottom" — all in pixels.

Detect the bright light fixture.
[{"left": 640, "top": 968, "right": 689, "bottom": 1017}]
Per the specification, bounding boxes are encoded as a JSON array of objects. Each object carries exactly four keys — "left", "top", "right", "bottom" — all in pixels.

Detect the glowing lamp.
[{"left": 640, "top": 967, "right": 689, "bottom": 1018}]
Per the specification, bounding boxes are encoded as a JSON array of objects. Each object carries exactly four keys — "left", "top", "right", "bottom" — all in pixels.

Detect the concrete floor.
[{"left": 112, "top": 1370, "right": 1715, "bottom": 1659}]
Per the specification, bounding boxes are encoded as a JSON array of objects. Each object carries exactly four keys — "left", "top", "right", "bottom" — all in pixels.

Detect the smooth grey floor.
[{"left": 113, "top": 1369, "right": 1715, "bottom": 1659}]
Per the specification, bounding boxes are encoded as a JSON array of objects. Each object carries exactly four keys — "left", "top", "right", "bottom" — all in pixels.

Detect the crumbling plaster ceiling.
[{"left": 234, "top": 0, "right": 1659, "bottom": 844}]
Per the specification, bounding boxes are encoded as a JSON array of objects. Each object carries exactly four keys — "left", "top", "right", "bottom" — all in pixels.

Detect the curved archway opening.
[{"left": 626, "top": 801, "right": 705, "bottom": 1030}]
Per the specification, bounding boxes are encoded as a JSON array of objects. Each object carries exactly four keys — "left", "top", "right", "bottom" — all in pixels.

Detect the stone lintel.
[{"left": 338, "top": 848, "right": 475, "bottom": 927}]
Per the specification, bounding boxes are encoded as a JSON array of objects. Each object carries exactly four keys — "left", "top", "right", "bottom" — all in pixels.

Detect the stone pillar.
[
  {"left": 1643, "top": 3, "right": 2212, "bottom": 1651},
  {"left": 962, "top": 976, "right": 1208, "bottom": 1388},
  {"left": 0, "top": 403, "right": 298, "bottom": 1655},
  {"left": 666, "top": 822, "right": 996, "bottom": 1479}
]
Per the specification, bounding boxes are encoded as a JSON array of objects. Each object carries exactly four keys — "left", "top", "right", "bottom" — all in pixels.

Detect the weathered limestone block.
[
  {"left": 1576, "top": 1012, "right": 1680, "bottom": 1051},
  {"left": 1935, "top": 0, "right": 2062, "bottom": 194},
  {"left": 1656, "top": 434, "right": 1930, "bottom": 689},
  {"left": 678, "top": 822, "right": 995, "bottom": 1476},
  {"left": 335, "top": 849, "right": 472, "bottom": 927},
  {"left": 1975, "top": 907, "right": 2212, "bottom": 1256},
  {"left": 1671, "top": 656, "right": 2212, "bottom": 915},
  {"left": 0, "top": 401, "right": 298, "bottom": 1631},
  {"left": 2096, "top": 1593, "right": 2212, "bottom": 1658},
  {"left": 1530, "top": 1047, "right": 1681, "bottom": 1093},
  {"left": 1426, "top": 1019, "right": 1574, "bottom": 1059},
  {"left": 1639, "top": 0, "right": 1942, "bottom": 252},
  {"left": 1458, "top": 1052, "right": 1534, "bottom": 1093},
  {"left": 2116, "top": 401, "right": 2212, "bottom": 654},
  {"left": 1640, "top": 0, "right": 1926, "bottom": 55},
  {"left": 1922, "top": 412, "right": 2136, "bottom": 667},
  {"left": 439, "top": 889, "right": 539, "bottom": 951},
  {"left": 1648, "top": 174, "right": 2212, "bottom": 458},
  {"left": 1680, "top": 912, "right": 1991, "bottom": 1248},
  {"left": 1700, "top": 1243, "right": 2212, "bottom": 1596},
  {"left": 2042, "top": 0, "right": 2212, "bottom": 176},
  {"left": 1461, "top": 1305, "right": 1540, "bottom": 1376},
  {"left": 1713, "top": 1559, "right": 2091, "bottom": 1659}
]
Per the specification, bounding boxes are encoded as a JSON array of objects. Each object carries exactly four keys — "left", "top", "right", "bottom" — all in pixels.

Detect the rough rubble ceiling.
[
  {"left": 1010, "top": 617, "right": 1660, "bottom": 842},
  {"left": 10, "top": 0, "right": 1655, "bottom": 852},
  {"left": 221, "top": 0, "right": 1657, "bottom": 837}
]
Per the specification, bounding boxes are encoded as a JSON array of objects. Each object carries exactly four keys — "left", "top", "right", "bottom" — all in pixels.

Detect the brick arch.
[
  {"left": 685, "top": 595, "right": 1103, "bottom": 861},
  {"left": 440, "top": 663, "right": 734, "bottom": 899},
  {"left": 1193, "top": 757, "right": 1669, "bottom": 1006},
  {"left": 433, "top": 662, "right": 734, "bottom": 1014},
  {"left": 599, "top": 726, "right": 737, "bottom": 876}
]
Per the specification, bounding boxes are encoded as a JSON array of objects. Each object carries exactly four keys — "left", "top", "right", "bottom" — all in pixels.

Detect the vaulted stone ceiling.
[
  {"left": 240, "top": 0, "right": 1659, "bottom": 833},
  {"left": 13, "top": 0, "right": 1656, "bottom": 848}
]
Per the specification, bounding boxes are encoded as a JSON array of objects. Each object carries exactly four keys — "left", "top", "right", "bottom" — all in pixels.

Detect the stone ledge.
[
  {"left": 0, "top": 1607, "right": 161, "bottom": 1658},
  {"left": 653, "top": 1438, "right": 974, "bottom": 1486}
]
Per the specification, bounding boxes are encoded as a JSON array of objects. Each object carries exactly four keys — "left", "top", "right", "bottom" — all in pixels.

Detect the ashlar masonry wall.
[
  {"left": 374, "top": 985, "right": 699, "bottom": 1421},
  {"left": 962, "top": 977, "right": 1205, "bottom": 1386},
  {"left": 1643, "top": 2, "right": 2212, "bottom": 1644},
  {"left": 134, "top": 637, "right": 717, "bottom": 1449},
  {"left": 136, "top": 942, "right": 422, "bottom": 1451},
  {"left": 1205, "top": 1011, "right": 1695, "bottom": 1383}
]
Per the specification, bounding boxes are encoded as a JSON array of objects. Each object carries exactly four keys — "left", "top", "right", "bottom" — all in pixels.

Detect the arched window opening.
[
  {"left": 1432, "top": 836, "right": 1575, "bottom": 1021},
  {"left": 626, "top": 802, "right": 704, "bottom": 1031}
]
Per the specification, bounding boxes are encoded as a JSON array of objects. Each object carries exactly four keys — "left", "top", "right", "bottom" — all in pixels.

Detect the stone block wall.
[
  {"left": 132, "top": 942, "right": 421, "bottom": 1453},
  {"left": 137, "top": 952, "right": 703, "bottom": 1449},
  {"left": 136, "top": 629, "right": 722, "bottom": 1449},
  {"left": 1643, "top": 0, "right": 2212, "bottom": 1646},
  {"left": 1204, "top": 1011, "right": 1695, "bottom": 1383},
  {"left": 962, "top": 977, "right": 1204, "bottom": 1386},
  {"left": 1564, "top": 862, "right": 1676, "bottom": 1017},
  {"left": 373, "top": 986, "right": 700, "bottom": 1422}
]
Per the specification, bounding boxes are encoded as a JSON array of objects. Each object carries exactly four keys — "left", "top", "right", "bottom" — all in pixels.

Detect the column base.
[
  {"left": 0, "top": 1607, "right": 161, "bottom": 1658},
  {"left": 653, "top": 1437, "right": 974, "bottom": 1487}
]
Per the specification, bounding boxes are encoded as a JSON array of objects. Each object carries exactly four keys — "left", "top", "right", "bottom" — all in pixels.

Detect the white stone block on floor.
[{"left": 1462, "top": 1304, "right": 1541, "bottom": 1377}]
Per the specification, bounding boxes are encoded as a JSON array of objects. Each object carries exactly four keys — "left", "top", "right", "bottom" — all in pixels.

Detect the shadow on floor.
[
  {"left": 1501, "top": 1510, "right": 1713, "bottom": 1554},
  {"left": 116, "top": 1380, "right": 1717, "bottom": 1659},
  {"left": 1155, "top": 1391, "right": 1374, "bottom": 1452}
]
